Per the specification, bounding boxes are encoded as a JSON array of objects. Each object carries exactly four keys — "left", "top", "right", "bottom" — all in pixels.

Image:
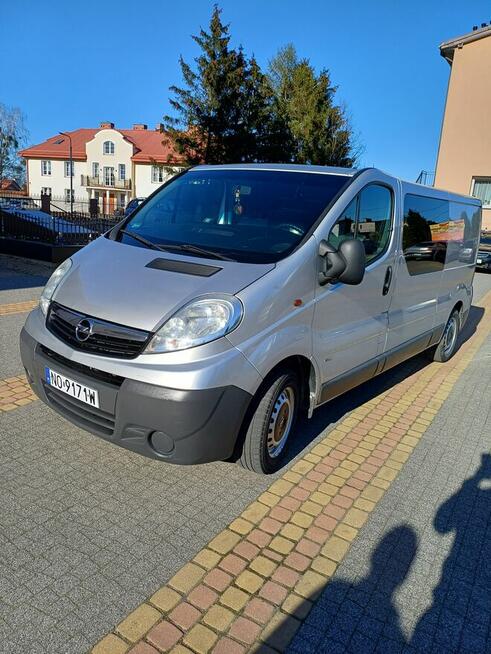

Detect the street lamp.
[{"left": 59, "top": 131, "right": 73, "bottom": 219}]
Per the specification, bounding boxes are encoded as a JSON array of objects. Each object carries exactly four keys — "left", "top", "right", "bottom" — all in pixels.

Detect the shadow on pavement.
[
  {"left": 282, "top": 304, "right": 485, "bottom": 467},
  {"left": 0, "top": 254, "right": 53, "bottom": 291},
  {"left": 281, "top": 453, "right": 491, "bottom": 653}
]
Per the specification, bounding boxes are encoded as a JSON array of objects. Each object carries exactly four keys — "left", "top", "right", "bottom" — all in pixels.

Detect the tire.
[
  {"left": 239, "top": 370, "right": 300, "bottom": 474},
  {"left": 427, "top": 309, "right": 460, "bottom": 363}
]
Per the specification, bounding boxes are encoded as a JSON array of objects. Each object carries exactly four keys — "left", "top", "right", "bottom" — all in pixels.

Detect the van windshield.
[{"left": 119, "top": 169, "right": 349, "bottom": 263}]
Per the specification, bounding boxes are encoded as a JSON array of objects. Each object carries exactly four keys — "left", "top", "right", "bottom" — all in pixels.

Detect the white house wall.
[{"left": 27, "top": 158, "right": 85, "bottom": 200}]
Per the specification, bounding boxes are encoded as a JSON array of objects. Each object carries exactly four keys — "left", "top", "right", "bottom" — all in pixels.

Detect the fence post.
[
  {"left": 89, "top": 198, "right": 99, "bottom": 217},
  {"left": 41, "top": 193, "right": 51, "bottom": 215}
]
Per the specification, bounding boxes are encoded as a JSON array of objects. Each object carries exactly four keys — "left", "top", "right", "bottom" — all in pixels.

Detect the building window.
[
  {"left": 41, "top": 160, "right": 51, "bottom": 176},
  {"left": 151, "top": 165, "right": 164, "bottom": 183},
  {"left": 92, "top": 162, "right": 99, "bottom": 178},
  {"left": 64, "top": 189, "right": 74, "bottom": 203},
  {"left": 472, "top": 178, "right": 491, "bottom": 206},
  {"left": 328, "top": 184, "right": 393, "bottom": 265},
  {"left": 103, "top": 141, "right": 115, "bottom": 155},
  {"left": 118, "top": 164, "right": 126, "bottom": 180},
  {"left": 41, "top": 187, "right": 52, "bottom": 196},
  {"left": 103, "top": 166, "right": 115, "bottom": 186},
  {"left": 64, "top": 161, "right": 74, "bottom": 177}
]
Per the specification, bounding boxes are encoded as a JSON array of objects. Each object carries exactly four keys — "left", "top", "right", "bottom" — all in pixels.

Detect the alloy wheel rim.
[
  {"left": 443, "top": 316, "right": 458, "bottom": 357},
  {"left": 267, "top": 386, "right": 295, "bottom": 458}
]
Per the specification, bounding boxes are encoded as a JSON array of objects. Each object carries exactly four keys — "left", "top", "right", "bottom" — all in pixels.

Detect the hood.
[{"left": 53, "top": 237, "right": 274, "bottom": 331}]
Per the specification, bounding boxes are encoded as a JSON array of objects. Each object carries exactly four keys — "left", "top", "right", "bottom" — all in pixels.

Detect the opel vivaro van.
[{"left": 20, "top": 165, "right": 482, "bottom": 473}]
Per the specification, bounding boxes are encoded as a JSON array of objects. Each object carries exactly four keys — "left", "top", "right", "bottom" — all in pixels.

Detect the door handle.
[{"left": 382, "top": 266, "right": 393, "bottom": 296}]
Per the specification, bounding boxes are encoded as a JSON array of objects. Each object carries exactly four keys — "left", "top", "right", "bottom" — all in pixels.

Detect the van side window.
[
  {"left": 402, "top": 194, "right": 480, "bottom": 275},
  {"left": 328, "top": 184, "right": 392, "bottom": 264}
]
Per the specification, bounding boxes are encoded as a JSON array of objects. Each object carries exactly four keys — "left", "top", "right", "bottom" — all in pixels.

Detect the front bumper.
[{"left": 20, "top": 328, "right": 252, "bottom": 464}]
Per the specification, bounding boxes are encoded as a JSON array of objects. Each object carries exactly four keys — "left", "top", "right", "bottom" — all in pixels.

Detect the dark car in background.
[{"left": 476, "top": 235, "right": 491, "bottom": 272}]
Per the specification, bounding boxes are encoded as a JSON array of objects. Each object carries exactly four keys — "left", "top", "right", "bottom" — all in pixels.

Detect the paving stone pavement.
[
  {"left": 287, "top": 329, "right": 491, "bottom": 654},
  {"left": 1, "top": 253, "right": 491, "bottom": 654}
]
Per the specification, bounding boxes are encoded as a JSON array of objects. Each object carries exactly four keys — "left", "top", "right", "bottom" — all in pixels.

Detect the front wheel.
[
  {"left": 239, "top": 370, "right": 300, "bottom": 474},
  {"left": 427, "top": 309, "right": 460, "bottom": 363}
]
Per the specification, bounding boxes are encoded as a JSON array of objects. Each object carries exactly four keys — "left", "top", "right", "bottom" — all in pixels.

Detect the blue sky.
[{"left": 1, "top": 1, "right": 489, "bottom": 180}]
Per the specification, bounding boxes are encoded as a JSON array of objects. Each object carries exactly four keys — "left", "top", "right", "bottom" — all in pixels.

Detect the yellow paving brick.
[
  {"left": 311, "top": 556, "right": 337, "bottom": 577},
  {"left": 291, "top": 460, "right": 314, "bottom": 475},
  {"left": 301, "top": 501, "right": 323, "bottom": 517},
  {"left": 318, "top": 482, "right": 338, "bottom": 496},
  {"left": 354, "top": 497, "right": 375, "bottom": 512},
  {"left": 270, "top": 535, "right": 295, "bottom": 554},
  {"left": 0, "top": 404, "right": 17, "bottom": 411},
  {"left": 377, "top": 466, "right": 398, "bottom": 482},
  {"left": 372, "top": 477, "right": 390, "bottom": 490},
  {"left": 283, "top": 470, "right": 302, "bottom": 484},
  {"left": 168, "top": 563, "right": 205, "bottom": 593},
  {"left": 170, "top": 646, "right": 193, "bottom": 654},
  {"left": 282, "top": 593, "right": 313, "bottom": 620},
  {"left": 203, "top": 605, "right": 235, "bottom": 631},
  {"left": 385, "top": 460, "right": 403, "bottom": 472},
  {"left": 334, "top": 467, "right": 352, "bottom": 480},
  {"left": 310, "top": 491, "right": 332, "bottom": 507},
  {"left": 334, "top": 523, "right": 358, "bottom": 542},
  {"left": 92, "top": 634, "right": 129, "bottom": 654},
  {"left": 115, "top": 603, "right": 161, "bottom": 642},
  {"left": 257, "top": 491, "right": 280, "bottom": 507},
  {"left": 229, "top": 518, "right": 254, "bottom": 535},
  {"left": 311, "top": 443, "right": 331, "bottom": 457},
  {"left": 193, "top": 549, "right": 221, "bottom": 570},
  {"left": 294, "top": 570, "right": 326, "bottom": 599},
  {"left": 291, "top": 511, "right": 314, "bottom": 528},
  {"left": 347, "top": 453, "right": 365, "bottom": 465},
  {"left": 208, "top": 529, "right": 241, "bottom": 555},
  {"left": 343, "top": 508, "right": 369, "bottom": 529},
  {"left": 269, "top": 479, "right": 294, "bottom": 496},
  {"left": 326, "top": 474, "right": 345, "bottom": 487},
  {"left": 362, "top": 485, "right": 385, "bottom": 502},
  {"left": 390, "top": 450, "right": 410, "bottom": 463},
  {"left": 304, "top": 452, "right": 322, "bottom": 464},
  {"left": 183, "top": 624, "right": 218, "bottom": 653},
  {"left": 235, "top": 570, "right": 263, "bottom": 594},
  {"left": 321, "top": 536, "right": 351, "bottom": 562},
  {"left": 340, "top": 460, "right": 358, "bottom": 472},
  {"left": 249, "top": 555, "right": 277, "bottom": 578},
  {"left": 280, "top": 523, "right": 305, "bottom": 541},
  {"left": 149, "top": 586, "right": 181, "bottom": 613},
  {"left": 220, "top": 586, "right": 249, "bottom": 611},
  {"left": 241, "top": 501, "right": 270, "bottom": 523}
]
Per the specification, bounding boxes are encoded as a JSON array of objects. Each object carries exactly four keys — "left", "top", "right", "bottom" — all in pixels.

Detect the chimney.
[
  {"left": 132, "top": 123, "right": 148, "bottom": 130},
  {"left": 473, "top": 25, "right": 478, "bottom": 31},
  {"left": 155, "top": 123, "right": 164, "bottom": 132},
  {"left": 100, "top": 121, "right": 114, "bottom": 129}
]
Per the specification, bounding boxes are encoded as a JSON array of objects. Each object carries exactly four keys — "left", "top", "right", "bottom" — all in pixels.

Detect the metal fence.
[
  {"left": 0, "top": 192, "right": 124, "bottom": 217},
  {"left": 0, "top": 207, "right": 120, "bottom": 246}
]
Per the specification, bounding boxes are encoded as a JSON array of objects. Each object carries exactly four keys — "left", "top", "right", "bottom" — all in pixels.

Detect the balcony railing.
[{"left": 81, "top": 175, "right": 131, "bottom": 190}]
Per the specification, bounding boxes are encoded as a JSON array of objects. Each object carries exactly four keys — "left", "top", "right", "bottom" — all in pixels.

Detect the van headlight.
[
  {"left": 145, "top": 296, "right": 243, "bottom": 353},
  {"left": 39, "top": 258, "right": 72, "bottom": 316}
]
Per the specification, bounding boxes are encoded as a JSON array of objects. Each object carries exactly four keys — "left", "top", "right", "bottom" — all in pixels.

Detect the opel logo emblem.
[{"left": 75, "top": 318, "right": 93, "bottom": 342}]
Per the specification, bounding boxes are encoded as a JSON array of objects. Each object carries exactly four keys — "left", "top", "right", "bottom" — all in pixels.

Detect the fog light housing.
[{"left": 150, "top": 430, "right": 175, "bottom": 455}]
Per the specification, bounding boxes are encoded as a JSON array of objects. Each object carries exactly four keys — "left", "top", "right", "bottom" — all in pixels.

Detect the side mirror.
[{"left": 319, "top": 238, "right": 366, "bottom": 286}]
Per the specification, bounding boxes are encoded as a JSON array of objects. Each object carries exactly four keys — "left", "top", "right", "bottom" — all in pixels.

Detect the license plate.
[
  {"left": 477, "top": 259, "right": 482, "bottom": 264},
  {"left": 44, "top": 367, "right": 99, "bottom": 408}
]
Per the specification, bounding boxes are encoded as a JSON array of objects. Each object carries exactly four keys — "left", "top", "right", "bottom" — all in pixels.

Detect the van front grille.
[
  {"left": 40, "top": 345, "right": 124, "bottom": 387},
  {"left": 47, "top": 303, "right": 151, "bottom": 359},
  {"left": 44, "top": 383, "right": 115, "bottom": 436}
]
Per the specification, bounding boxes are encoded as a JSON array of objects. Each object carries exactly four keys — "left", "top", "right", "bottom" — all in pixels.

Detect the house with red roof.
[{"left": 19, "top": 122, "right": 184, "bottom": 213}]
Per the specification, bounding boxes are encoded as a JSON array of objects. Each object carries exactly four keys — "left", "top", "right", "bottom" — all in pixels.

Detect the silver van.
[{"left": 20, "top": 165, "right": 481, "bottom": 473}]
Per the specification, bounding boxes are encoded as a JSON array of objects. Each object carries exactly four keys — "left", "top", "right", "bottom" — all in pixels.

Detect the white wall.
[
  {"left": 27, "top": 158, "right": 86, "bottom": 201},
  {"left": 86, "top": 129, "right": 133, "bottom": 187},
  {"left": 134, "top": 164, "right": 178, "bottom": 198}
]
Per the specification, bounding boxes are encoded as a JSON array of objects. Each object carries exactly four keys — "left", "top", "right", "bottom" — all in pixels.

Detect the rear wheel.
[
  {"left": 428, "top": 309, "right": 460, "bottom": 362},
  {"left": 239, "top": 370, "right": 300, "bottom": 474}
]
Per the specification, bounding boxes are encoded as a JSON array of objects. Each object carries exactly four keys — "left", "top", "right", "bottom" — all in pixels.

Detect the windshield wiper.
[
  {"left": 119, "top": 229, "right": 168, "bottom": 252},
  {"left": 157, "top": 243, "right": 235, "bottom": 262},
  {"left": 120, "top": 229, "right": 234, "bottom": 261}
]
